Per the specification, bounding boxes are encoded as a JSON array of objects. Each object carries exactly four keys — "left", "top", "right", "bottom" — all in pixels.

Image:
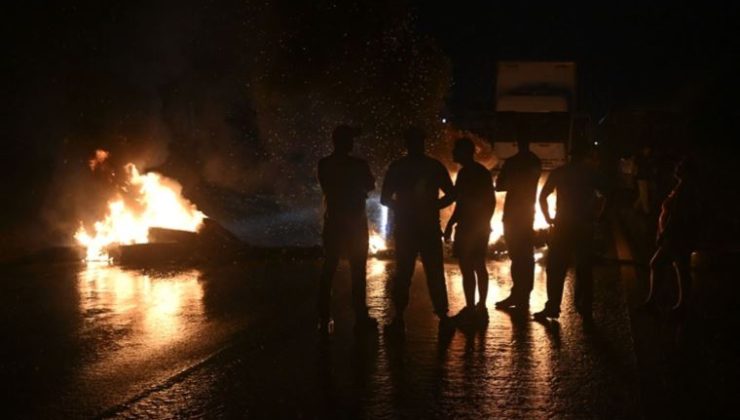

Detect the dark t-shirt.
[
  {"left": 543, "top": 162, "right": 602, "bottom": 225},
  {"left": 381, "top": 154, "right": 454, "bottom": 231},
  {"left": 496, "top": 150, "right": 542, "bottom": 224},
  {"left": 454, "top": 162, "right": 495, "bottom": 233},
  {"left": 318, "top": 153, "right": 374, "bottom": 221}
]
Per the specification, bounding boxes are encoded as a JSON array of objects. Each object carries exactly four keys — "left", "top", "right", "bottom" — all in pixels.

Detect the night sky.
[{"left": 3, "top": 1, "right": 739, "bottom": 249}]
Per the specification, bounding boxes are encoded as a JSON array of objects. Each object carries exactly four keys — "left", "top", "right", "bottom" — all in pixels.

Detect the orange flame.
[
  {"left": 488, "top": 178, "right": 556, "bottom": 243},
  {"left": 75, "top": 156, "right": 206, "bottom": 261}
]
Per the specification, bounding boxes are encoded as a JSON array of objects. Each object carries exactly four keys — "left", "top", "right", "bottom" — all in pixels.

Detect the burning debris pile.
[
  {"left": 70, "top": 146, "right": 553, "bottom": 266},
  {"left": 75, "top": 150, "right": 239, "bottom": 265}
]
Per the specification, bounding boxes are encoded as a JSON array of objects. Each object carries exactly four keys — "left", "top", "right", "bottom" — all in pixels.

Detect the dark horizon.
[{"left": 3, "top": 1, "right": 740, "bottom": 247}]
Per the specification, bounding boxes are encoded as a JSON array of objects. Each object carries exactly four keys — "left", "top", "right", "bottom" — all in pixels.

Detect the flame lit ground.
[{"left": 1, "top": 252, "right": 642, "bottom": 418}]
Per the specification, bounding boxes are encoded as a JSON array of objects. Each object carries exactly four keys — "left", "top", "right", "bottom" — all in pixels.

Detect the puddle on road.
[{"left": 78, "top": 263, "right": 205, "bottom": 354}]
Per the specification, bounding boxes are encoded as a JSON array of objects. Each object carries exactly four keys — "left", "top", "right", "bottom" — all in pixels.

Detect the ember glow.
[
  {"left": 88, "top": 149, "right": 110, "bottom": 171},
  {"left": 75, "top": 151, "right": 206, "bottom": 262}
]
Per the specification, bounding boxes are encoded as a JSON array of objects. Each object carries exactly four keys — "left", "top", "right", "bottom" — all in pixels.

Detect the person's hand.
[{"left": 443, "top": 225, "right": 453, "bottom": 243}]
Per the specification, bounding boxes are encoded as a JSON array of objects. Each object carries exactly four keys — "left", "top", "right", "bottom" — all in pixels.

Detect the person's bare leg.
[
  {"left": 645, "top": 247, "right": 667, "bottom": 305},
  {"left": 672, "top": 253, "right": 692, "bottom": 311},
  {"left": 459, "top": 255, "right": 476, "bottom": 309},
  {"left": 318, "top": 256, "right": 339, "bottom": 331},
  {"left": 474, "top": 259, "right": 489, "bottom": 306}
]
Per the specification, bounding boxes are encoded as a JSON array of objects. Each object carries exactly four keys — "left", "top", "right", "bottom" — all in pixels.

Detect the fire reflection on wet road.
[
  {"left": 1, "top": 254, "right": 639, "bottom": 418},
  {"left": 78, "top": 264, "right": 204, "bottom": 351}
]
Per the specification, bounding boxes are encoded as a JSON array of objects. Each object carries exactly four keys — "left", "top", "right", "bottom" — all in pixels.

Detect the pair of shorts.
[
  {"left": 323, "top": 217, "right": 368, "bottom": 258},
  {"left": 453, "top": 228, "right": 490, "bottom": 260}
]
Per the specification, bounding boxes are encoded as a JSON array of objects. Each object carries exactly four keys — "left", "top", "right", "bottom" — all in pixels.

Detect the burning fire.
[
  {"left": 488, "top": 178, "right": 556, "bottom": 243},
  {"left": 369, "top": 230, "right": 387, "bottom": 255},
  {"left": 75, "top": 150, "right": 206, "bottom": 261},
  {"left": 443, "top": 171, "right": 555, "bottom": 245}
]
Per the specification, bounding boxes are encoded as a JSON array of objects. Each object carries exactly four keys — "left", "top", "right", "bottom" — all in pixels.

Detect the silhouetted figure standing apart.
[
  {"left": 444, "top": 138, "right": 496, "bottom": 324},
  {"left": 634, "top": 144, "right": 656, "bottom": 216},
  {"left": 317, "top": 125, "right": 377, "bottom": 333},
  {"left": 381, "top": 127, "right": 456, "bottom": 333},
  {"left": 534, "top": 148, "right": 604, "bottom": 321},
  {"left": 644, "top": 159, "right": 698, "bottom": 315},
  {"left": 495, "top": 138, "right": 542, "bottom": 310}
]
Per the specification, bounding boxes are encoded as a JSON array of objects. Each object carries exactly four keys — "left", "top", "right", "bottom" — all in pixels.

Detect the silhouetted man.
[
  {"left": 381, "top": 127, "right": 455, "bottom": 332},
  {"left": 317, "top": 125, "right": 377, "bottom": 333},
  {"left": 444, "top": 138, "right": 496, "bottom": 323},
  {"left": 534, "top": 147, "right": 604, "bottom": 320},
  {"left": 495, "top": 138, "right": 542, "bottom": 310}
]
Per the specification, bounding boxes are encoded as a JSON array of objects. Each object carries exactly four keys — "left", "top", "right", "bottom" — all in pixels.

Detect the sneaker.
[
  {"left": 452, "top": 306, "right": 475, "bottom": 323},
  {"left": 533, "top": 308, "right": 560, "bottom": 321},
  {"left": 384, "top": 317, "right": 405, "bottom": 336},
  {"left": 318, "top": 318, "right": 335, "bottom": 335},
  {"left": 438, "top": 314, "right": 456, "bottom": 333},
  {"left": 495, "top": 295, "right": 518, "bottom": 309},
  {"left": 575, "top": 302, "right": 592, "bottom": 318},
  {"left": 475, "top": 304, "right": 490, "bottom": 322},
  {"left": 354, "top": 315, "right": 379, "bottom": 332},
  {"left": 496, "top": 295, "right": 529, "bottom": 310}
]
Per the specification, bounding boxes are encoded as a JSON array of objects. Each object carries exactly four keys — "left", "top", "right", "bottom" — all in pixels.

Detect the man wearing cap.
[
  {"left": 317, "top": 125, "right": 378, "bottom": 333},
  {"left": 381, "top": 127, "right": 456, "bottom": 333}
]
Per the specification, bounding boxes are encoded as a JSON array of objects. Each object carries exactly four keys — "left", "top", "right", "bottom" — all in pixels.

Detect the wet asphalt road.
[{"left": 1, "top": 252, "right": 640, "bottom": 419}]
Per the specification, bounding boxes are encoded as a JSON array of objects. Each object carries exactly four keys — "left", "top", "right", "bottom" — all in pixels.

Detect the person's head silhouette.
[
  {"left": 404, "top": 126, "right": 426, "bottom": 156},
  {"left": 517, "top": 137, "right": 530, "bottom": 154},
  {"left": 332, "top": 125, "right": 359, "bottom": 155},
  {"left": 453, "top": 137, "right": 475, "bottom": 165},
  {"left": 570, "top": 144, "right": 588, "bottom": 163},
  {"left": 515, "top": 123, "right": 530, "bottom": 153}
]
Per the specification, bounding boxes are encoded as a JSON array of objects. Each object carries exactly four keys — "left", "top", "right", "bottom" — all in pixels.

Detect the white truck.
[{"left": 492, "top": 61, "right": 589, "bottom": 170}]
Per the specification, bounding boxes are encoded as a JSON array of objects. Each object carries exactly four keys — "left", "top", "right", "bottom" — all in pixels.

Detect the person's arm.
[
  {"left": 317, "top": 159, "right": 327, "bottom": 192},
  {"left": 495, "top": 161, "right": 509, "bottom": 191},
  {"left": 444, "top": 208, "right": 459, "bottom": 242},
  {"left": 437, "top": 163, "right": 456, "bottom": 209},
  {"left": 539, "top": 171, "right": 556, "bottom": 226},
  {"left": 380, "top": 165, "right": 397, "bottom": 210},
  {"left": 362, "top": 161, "right": 375, "bottom": 194},
  {"left": 487, "top": 175, "right": 497, "bottom": 221}
]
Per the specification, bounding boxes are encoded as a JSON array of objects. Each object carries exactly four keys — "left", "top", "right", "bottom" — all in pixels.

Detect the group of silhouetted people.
[{"left": 317, "top": 125, "right": 606, "bottom": 335}]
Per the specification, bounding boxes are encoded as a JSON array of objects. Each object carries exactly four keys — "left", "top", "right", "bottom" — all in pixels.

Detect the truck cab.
[{"left": 492, "top": 61, "right": 589, "bottom": 170}]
